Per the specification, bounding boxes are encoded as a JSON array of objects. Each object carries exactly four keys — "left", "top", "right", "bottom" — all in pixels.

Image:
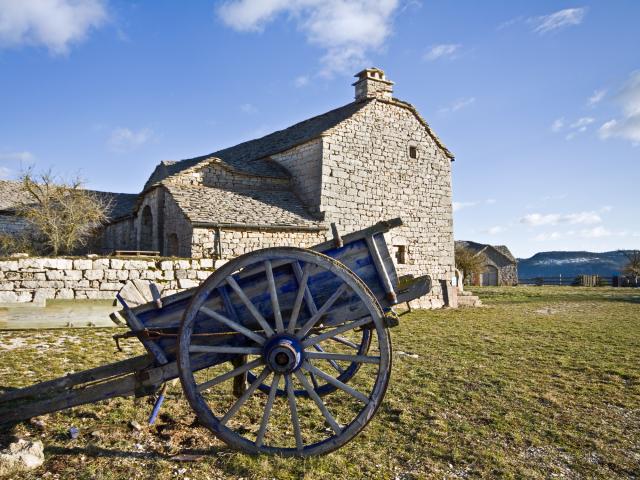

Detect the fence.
[{"left": 518, "top": 275, "right": 638, "bottom": 287}]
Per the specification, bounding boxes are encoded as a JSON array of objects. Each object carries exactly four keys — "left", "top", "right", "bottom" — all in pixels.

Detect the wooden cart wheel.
[
  {"left": 247, "top": 325, "right": 372, "bottom": 398},
  {"left": 178, "top": 247, "right": 391, "bottom": 456}
]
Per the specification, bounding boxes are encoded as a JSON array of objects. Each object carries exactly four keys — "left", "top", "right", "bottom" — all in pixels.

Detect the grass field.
[{"left": 1, "top": 286, "right": 639, "bottom": 479}]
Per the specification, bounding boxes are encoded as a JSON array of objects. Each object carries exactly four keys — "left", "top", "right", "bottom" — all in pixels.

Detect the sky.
[{"left": 0, "top": 0, "right": 638, "bottom": 258}]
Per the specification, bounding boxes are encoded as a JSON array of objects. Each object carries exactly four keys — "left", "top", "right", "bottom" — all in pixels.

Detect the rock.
[
  {"left": 73, "top": 259, "right": 93, "bottom": 270},
  {"left": 129, "top": 420, "right": 143, "bottom": 431},
  {"left": 29, "top": 417, "right": 47, "bottom": 431},
  {"left": 0, "top": 439, "right": 45, "bottom": 476},
  {"left": 177, "top": 278, "right": 199, "bottom": 289},
  {"left": 9, "top": 253, "right": 29, "bottom": 258}
]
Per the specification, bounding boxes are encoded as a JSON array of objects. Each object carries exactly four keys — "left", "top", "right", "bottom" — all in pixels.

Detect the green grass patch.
[{"left": 0, "top": 286, "right": 638, "bottom": 479}]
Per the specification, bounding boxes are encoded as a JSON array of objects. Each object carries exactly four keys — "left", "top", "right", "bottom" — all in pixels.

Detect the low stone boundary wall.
[{"left": 0, "top": 257, "right": 217, "bottom": 304}]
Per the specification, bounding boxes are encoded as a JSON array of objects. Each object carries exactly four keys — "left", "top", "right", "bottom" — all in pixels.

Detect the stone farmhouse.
[
  {"left": 455, "top": 240, "right": 518, "bottom": 286},
  {"left": 1, "top": 68, "right": 457, "bottom": 307}
]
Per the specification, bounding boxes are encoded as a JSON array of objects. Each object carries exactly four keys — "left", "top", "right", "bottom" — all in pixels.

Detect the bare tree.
[
  {"left": 18, "top": 169, "right": 111, "bottom": 256},
  {"left": 622, "top": 250, "right": 640, "bottom": 282},
  {"left": 455, "top": 245, "right": 486, "bottom": 284}
]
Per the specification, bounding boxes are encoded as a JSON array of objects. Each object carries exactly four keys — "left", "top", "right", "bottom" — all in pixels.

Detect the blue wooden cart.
[{"left": 0, "top": 218, "right": 430, "bottom": 456}]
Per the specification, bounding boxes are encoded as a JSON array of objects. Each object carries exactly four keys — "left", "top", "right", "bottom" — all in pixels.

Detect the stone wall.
[
  {"left": 167, "top": 161, "right": 290, "bottom": 191},
  {"left": 319, "top": 99, "right": 455, "bottom": 308},
  {"left": 0, "top": 256, "right": 215, "bottom": 304},
  {"left": 271, "top": 138, "right": 323, "bottom": 213},
  {"left": 191, "top": 227, "right": 327, "bottom": 260}
]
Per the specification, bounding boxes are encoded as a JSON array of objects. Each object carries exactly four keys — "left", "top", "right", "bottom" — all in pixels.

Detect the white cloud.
[
  {"left": 240, "top": 103, "right": 258, "bottom": 114},
  {"left": 217, "top": 0, "right": 401, "bottom": 74},
  {"left": 551, "top": 118, "right": 565, "bottom": 132},
  {"left": 452, "top": 201, "right": 477, "bottom": 212},
  {"left": 588, "top": 88, "right": 606, "bottom": 106},
  {"left": 534, "top": 231, "right": 566, "bottom": 241},
  {"left": 483, "top": 226, "right": 505, "bottom": 235},
  {"left": 531, "top": 8, "right": 587, "bottom": 35},
  {"left": 439, "top": 97, "right": 475, "bottom": 114},
  {"left": 553, "top": 116, "right": 595, "bottom": 139},
  {"left": 599, "top": 71, "right": 640, "bottom": 145},
  {"left": 520, "top": 210, "right": 602, "bottom": 227},
  {"left": 0, "top": 0, "right": 108, "bottom": 54},
  {"left": 453, "top": 198, "right": 496, "bottom": 212},
  {"left": 0, "top": 151, "right": 34, "bottom": 161},
  {"left": 570, "top": 117, "right": 595, "bottom": 131},
  {"left": 294, "top": 75, "right": 309, "bottom": 87},
  {"left": 423, "top": 43, "right": 460, "bottom": 61},
  {"left": 108, "top": 127, "right": 154, "bottom": 153}
]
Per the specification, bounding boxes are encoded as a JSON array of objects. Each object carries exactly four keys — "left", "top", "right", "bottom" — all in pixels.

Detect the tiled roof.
[
  {"left": 164, "top": 183, "right": 324, "bottom": 229},
  {"left": 0, "top": 180, "right": 137, "bottom": 221}
]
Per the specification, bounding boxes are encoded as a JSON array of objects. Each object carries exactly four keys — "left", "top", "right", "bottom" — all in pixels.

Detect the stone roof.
[
  {"left": 164, "top": 183, "right": 324, "bottom": 230},
  {"left": 455, "top": 240, "right": 516, "bottom": 264},
  {"left": 0, "top": 180, "right": 137, "bottom": 221}
]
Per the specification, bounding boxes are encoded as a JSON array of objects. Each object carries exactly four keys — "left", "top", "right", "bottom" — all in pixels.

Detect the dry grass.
[{"left": 1, "top": 286, "right": 639, "bottom": 479}]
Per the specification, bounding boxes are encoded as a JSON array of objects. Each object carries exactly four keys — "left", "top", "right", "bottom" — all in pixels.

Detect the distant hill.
[{"left": 517, "top": 250, "right": 634, "bottom": 278}]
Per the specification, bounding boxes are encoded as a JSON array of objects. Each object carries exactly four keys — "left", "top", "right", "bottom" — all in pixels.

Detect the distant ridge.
[{"left": 517, "top": 250, "right": 634, "bottom": 278}]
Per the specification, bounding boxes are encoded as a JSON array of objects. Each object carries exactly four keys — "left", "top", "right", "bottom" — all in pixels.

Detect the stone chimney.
[{"left": 353, "top": 67, "right": 394, "bottom": 102}]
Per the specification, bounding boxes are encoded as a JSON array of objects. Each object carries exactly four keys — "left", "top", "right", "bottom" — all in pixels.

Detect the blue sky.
[{"left": 0, "top": 0, "right": 638, "bottom": 258}]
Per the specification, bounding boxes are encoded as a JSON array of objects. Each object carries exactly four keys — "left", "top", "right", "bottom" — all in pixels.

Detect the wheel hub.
[{"left": 264, "top": 335, "right": 303, "bottom": 374}]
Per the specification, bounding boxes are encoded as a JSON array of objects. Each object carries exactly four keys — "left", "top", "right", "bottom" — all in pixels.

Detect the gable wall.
[
  {"left": 319, "top": 100, "right": 455, "bottom": 307},
  {"left": 270, "top": 138, "right": 323, "bottom": 213},
  {"left": 166, "top": 162, "right": 290, "bottom": 191}
]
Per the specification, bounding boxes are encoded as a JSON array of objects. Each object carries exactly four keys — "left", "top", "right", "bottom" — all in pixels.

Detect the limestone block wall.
[
  {"left": 167, "top": 162, "right": 291, "bottom": 191},
  {"left": 0, "top": 257, "right": 215, "bottom": 304},
  {"left": 191, "top": 227, "right": 327, "bottom": 260},
  {"left": 319, "top": 99, "right": 455, "bottom": 307},
  {"left": 100, "top": 217, "right": 136, "bottom": 253},
  {"left": 271, "top": 138, "right": 323, "bottom": 213},
  {"left": 161, "top": 191, "right": 193, "bottom": 257}
]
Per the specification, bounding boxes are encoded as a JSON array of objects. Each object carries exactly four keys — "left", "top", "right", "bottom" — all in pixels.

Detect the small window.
[
  {"left": 395, "top": 245, "right": 407, "bottom": 264},
  {"left": 409, "top": 146, "right": 417, "bottom": 159}
]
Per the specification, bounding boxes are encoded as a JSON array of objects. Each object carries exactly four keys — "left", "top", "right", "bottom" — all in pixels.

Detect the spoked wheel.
[
  {"left": 247, "top": 326, "right": 372, "bottom": 397},
  {"left": 178, "top": 247, "right": 391, "bottom": 456}
]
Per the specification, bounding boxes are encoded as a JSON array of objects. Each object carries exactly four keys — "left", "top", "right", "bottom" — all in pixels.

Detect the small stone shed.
[{"left": 455, "top": 240, "right": 518, "bottom": 286}]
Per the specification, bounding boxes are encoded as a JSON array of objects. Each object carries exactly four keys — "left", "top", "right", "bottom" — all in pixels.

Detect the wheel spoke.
[
  {"left": 330, "top": 335, "right": 360, "bottom": 349},
  {"left": 286, "top": 375, "right": 304, "bottom": 451},
  {"left": 226, "top": 276, "right": 275, "bottom": 337},
  {"left": 309, "top": 369, "right": 319, "bottom": 390},
  {"left": 221, "top": 367, "right": 271, "bottom": 425},
  {"left": 301, "top": 316, "right": 372, "bottom": 348},
  {"left": 200, "top": 306, "right": 266, "bottom": 345},
  {"left": 287, "top": 263, "right": 310, "bottom": 334},
  {"left": 312, "top": 344, "right": 345, "bottom": 373},
  {"left": 264, "top": 260, "right": 284, "bottom": 333},
  {"left": 292, "top": 261, "right": 318, "bottom": 315},
  {"left": 305, "top": 351, "right": 380, "bottom": 364},
  {"left": 297, "top": 283, "right": 349, "bottom": 338},
  {"left": 303, "top": 362, "right": 370, "bottom": 404},
  {"left": 294, "top": 370, "right": 342, "bottom": 434},
  {"left": 189, "top": 345, "right": 262, "bottom": 355},
  {"left": 197, "top": 357, "right": 264, "bottom": 392},
  {"left": 255, "top": 373, "right": 280, "bottom": 448}
]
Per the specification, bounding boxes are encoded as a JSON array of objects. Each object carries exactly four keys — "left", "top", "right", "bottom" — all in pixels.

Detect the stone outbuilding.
[{"left": 455, "top": 240, "right": 518, "bottom": 286}]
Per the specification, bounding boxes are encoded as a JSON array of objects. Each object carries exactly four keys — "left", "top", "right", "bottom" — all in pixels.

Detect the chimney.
[{"left": 352, "top": 67, "right": 394, "bottom": 102}]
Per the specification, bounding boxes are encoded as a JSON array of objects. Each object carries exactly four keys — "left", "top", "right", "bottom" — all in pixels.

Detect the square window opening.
[
  {"left": 395, "top": 245, "right": 407, "bottom": 264},
  {"left": 409, "top": 146, "right": 417, "bottom": 159}
]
